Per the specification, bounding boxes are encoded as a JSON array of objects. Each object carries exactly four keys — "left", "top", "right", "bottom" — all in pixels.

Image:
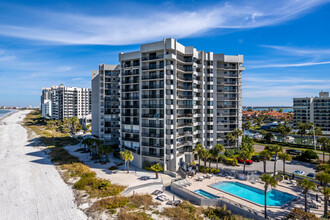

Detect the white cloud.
[
  {"left": 57, "top": 66, "right": 72, "bottom": 72},
  {"left": 0, "top": 0, "right": 328, "bottom": 45},
  {"left": 248, "top": 61, "right": 330, "bottom": 68},
  {"left": 261, "top": 45, "right": 330, "bottom": 56}
]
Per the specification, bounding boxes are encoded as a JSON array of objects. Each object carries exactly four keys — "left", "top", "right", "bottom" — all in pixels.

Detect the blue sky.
[{"left": 0, "top": 0, "right": 330, "bottom": 107}]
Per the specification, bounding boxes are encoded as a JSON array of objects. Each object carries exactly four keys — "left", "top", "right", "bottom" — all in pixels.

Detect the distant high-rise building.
[
  {"left": 293, "top": 91, "right": 330, "bottom": 131},
  {"left": 92, "top": 65, "right": 120, "bottom": 145},
  {"left": 40, "top": 84, "right": 91, "bottom": 121},
  {"left": 92, "top": 38, "right": 244, "bottom": 171}
]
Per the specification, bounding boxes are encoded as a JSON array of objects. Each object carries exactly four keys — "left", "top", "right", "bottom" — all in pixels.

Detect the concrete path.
[{"left": 0, "top": 111, "right": 86, "bottom": 220}]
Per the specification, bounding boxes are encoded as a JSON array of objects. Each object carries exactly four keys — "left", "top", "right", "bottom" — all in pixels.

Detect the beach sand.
[{"left": 0, "top": 110, "right": 86, "bottom": 220}]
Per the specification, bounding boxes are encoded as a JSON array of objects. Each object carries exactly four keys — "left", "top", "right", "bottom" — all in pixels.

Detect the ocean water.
[
  {"left": 0, "top": 110, "right": 12, "bottom": 119},
  {"left": 243, "top": 108, "right": 293, "bottom": 113}
]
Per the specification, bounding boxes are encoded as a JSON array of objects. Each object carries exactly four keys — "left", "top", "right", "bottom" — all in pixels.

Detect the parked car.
[
  {"left": 306, "top": 173, "right": 315, "bottom": 179},
  {"left": 271, "top": 155, "right": 279, "bottom": 161},
  {"left": 286, "top": 149, "right": 302, "bottom": 155},
  {"left": 237, "top": 158, "right": 253, "bottom": 165},
  {"left": 251, "top": 155, "right": 260, "bottom": 162},
  {"left": 293, "top": 170, "right": 305, "bottom": 176}
]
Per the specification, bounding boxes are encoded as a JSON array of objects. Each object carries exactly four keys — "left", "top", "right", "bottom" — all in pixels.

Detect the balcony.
[
  {"left": 217, "top": 89, "right": 238, "bottom": 93},
  {"left": 142, "top": 74, "right": 164, "bottom": 80},
  {"left": 122, "top": 129, "right": 139, "bottom": 134},
  {"left": 122, "top": 112, "right": 139, "bottom": 117},
  {"left": 122, "top": 104, "right": 139, "bottom": 108},
  {"left": 142, "top": 113, "right": 164, "bottom": 118},
  {"left": 122, "top": 70, "right": 139, "bottom": 76},
  {"left": 122, "top": 137, "right": 139, "bottom": 142},
  {"left": 177, "top": 105, "right": 193, "bottom": 109},
  {"left": 121, "top": 96, "right": 139, "bottom": 100},
  {"left": 142, "top": 65, "right": 164, "bottom": 70},
  {"left": 142, "top": 123, "right": 164, "bottom": 128},
  {"left": 177, "top": 95, "right": 193, "bottom": 100},
  {"left": 141, "top": 143, "right": 164, "bottom": 148},
  {"left": 142, "top": 152, "right": 164, "bottom": 158},
  {"left": 141, "top": 133, "right": 164, "bottom": 138},
  {"left": 177, "top": 85, "right": 192, "bottom": 90},
  {"left": 177, "top": 123, "right": 193, "bottom": 127},
  {"left": 122, "top": 121, "right": 139, "bottom": 125},
  {"left": 142, "top": 104, "right": 164, "bottom": 108},
  {"left": 141, "top": 55, "right": 164, "bottom": 61},
  {"left": 177, "top": 113, "right": 193, "bottom": 118},
  {"left": 141, "top": 94, "right": 164, "bottom": 99},
  {"left": 122, "top": 87, "right": 139, "bottom": 92},
  {"left": 142, "top": 85, "right": 164, "bottom": 89},
  {"left": 122, "top": 79, "right": 139, "bottom": 84}
]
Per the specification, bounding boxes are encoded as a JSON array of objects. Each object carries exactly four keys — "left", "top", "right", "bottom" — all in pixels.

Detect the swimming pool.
[
  {"left": 211, "top": 182, "right": 295, "bottom": 206},
  {"left": 194, "top": 189, "right": 219, "bottom": 199}
]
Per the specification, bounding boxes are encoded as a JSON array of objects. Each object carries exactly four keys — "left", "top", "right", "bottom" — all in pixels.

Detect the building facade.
[
  {"left": 293, "top": 91, "right": 330, "bottom": 131},
  {"left": 92, "top": 38, "right": 243, "bottom": 171},
  {"left": 40, "top": 84, "right": 91, "bottom": 121},
  {"left": 92, "top": 65, "right": 120, "bottom": 145}
]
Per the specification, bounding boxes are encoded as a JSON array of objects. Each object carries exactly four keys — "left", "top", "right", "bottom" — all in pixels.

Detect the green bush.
[
  {"left": 224, "top": 158, "right": 238, "bottom": 166},
  {"left": 299, "top": 149, "right": 319, "bottom": 162},
  {"left": 285, "top": 208, "right": 318, "bottom": 220},
  {"left": 199, "top": 166, "right": 209, "bottom": 173},
  {"left": 211, "top": 168, "right": 220, "bottom": 174}
]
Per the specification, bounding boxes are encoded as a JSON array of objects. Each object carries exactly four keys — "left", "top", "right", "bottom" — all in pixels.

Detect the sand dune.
[{"left": 0, "top": 110, "right": 86, "bottom": 220}]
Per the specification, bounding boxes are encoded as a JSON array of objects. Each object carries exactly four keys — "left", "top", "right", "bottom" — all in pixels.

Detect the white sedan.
[{"left": 293, "top": 170, "right": 305, "bottom": 176}]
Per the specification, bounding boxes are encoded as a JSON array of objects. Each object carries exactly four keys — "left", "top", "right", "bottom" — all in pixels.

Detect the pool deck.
[{"left": 184, "top": 173, "right": 324, "bottom": 218}]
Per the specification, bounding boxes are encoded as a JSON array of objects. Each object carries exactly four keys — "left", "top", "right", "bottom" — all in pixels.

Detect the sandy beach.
[{"left": 0, "top": 110, "right": 86, "bottom": 220}]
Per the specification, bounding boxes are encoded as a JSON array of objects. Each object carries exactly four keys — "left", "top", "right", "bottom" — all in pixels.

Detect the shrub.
[
  {"left": 89, "top": 194, "right": 157, "bottom": 213},
  {"left": 49, "top": 147, "right": 80, "bottom": 165},
  {"left": 162, "top": 201, "right": 203, "bottom": 220},
  {"left": 199, "top": 166, "right": 209, "bottom": 173},
  {"left": 225, "top": 149, "right": 234, "bottom": 158},
  {"left": 299, "top": 149, "right": 319, "bottom": 162},
  {"left": 204, "top": 206, "right": 233, "bottom": 220},
  {"left": 117, "top": 209, "right": 152, "bottom": 220},
  {"left": 74, "top": 174, "right": 125, "bottom": 198},
  {"left": 108, "top": 165, "right": 119, "bottom": 170},
  {"left": 285, "top": 208, "right": 318, "bottom": 220},
  {"left": 224, "top": 158, "right": 238, "bottom": 166},
  {"left": 211, "top": 168, "right": 220, "bottom": 174},
  {"left": 61, "top": 163, "right": 94, "bottom": 177},
  {"left": 316, "top": 163, "right": 330, "bottom": 172}
]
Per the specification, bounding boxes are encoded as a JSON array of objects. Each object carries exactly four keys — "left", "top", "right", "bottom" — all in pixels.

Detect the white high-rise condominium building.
[
  {"left": 41, "top": 84, "right": 92, "bottom": 121},
  {"left": 92, "top": 38, "right": 244, "bottom": 171},
  {"left": 293, "top": 91, "right": 330, "bottom": 131}
]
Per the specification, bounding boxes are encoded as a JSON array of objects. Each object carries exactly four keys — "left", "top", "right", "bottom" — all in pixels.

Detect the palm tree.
[
  {"left": 260, "top": 174, "right": 278, "bottom": 219},
  {"left": 212, "top": 144, "right": 225, "bottom": 169},
  {"left": 120, "top": 150, "right": 134, "bottom": 173},
  {"left": 193, "top": 144, "right": 204, "bottom": 170},
  {"left": 278, "top": 152, "right": 292, "bottom": 176},
  {"left": 226, "top": 129, "right": 243, "bottom": 148},
  {"left": 70, "top": 116, "right": 80, "bottom": 134},
  {"left": 259, "top": 150, "right": 271, "bottom": 173},
  {"left": 150, "top": 163, "right": 163, "bottom": 179},
  {"left": 317, "top": 137, "right": 330, "bottom": 162},
  {"left": 297, "top": 179, "right": 316, "bottom": 212},
  {"left": 264, "top": 132, "right": 274, "bottom": 145},
  {"left": 207, "top": 150, "right": 213, "bottom": 173},
  {"left": 199, "top": 148, "right": 209, "bottom": 173},
  {"left": 268, "top": 145, "right": 283, "bottom": 176},
  {"left": 316, "top": 171, "right": 330, "bottom": 218},
  {"left": 242, "top": 121, "right": 252, "bottom": 134},
  {"left": 239, "top": 150, "right": 251, "bottom": 174},
  {"left": 98, "top": 144, "right": 113, "bottom": 162}
]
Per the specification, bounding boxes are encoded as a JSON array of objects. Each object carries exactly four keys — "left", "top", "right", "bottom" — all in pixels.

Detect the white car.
[{"left": 293, "top": 170, "right": 305, "bottom": 176}]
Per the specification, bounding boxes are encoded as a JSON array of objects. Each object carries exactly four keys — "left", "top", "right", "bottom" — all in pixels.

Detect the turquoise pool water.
[
  {"left": 194, "top": 189, "right": 219, "bottom": 199},
  {"left": 211, "top": 182, "right": 295, "bottom": 206}
]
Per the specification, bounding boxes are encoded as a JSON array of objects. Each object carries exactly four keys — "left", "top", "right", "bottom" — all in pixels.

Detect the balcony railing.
[
  {"left": 122, "top": 129, "right": 139, "bottom": 134},
  {"left": 142, "top": 152, "right": 164, "bottom": 158},
  {"left": 142, "top": 113, "right": 164, "bottom": 118},
  {"left": 142, "top": 123, "right": 164, "bottom": 128},
  {"left": 142, "top": 74, "right": 164, "bottom": 80},
  {"left": 141, "top": 55, "right": 164, "bottom": 61},
  {"left": 142, "top": 104, "right": 164, "bottom": 108},
  {"left": 141, "top": 94, "right": 164, "bottom": 99},
  {"left": 122, "top": 137, "right": 139, "bottom": 142},
  {"left": 121, "top": 96, "right": 139, "bottom": 100},
  {"left": 177, "top": 85, "right": 192, "bottom": 90},
  {"left": 177, "top": 95, "right": 193, "bottom": 100},
  {"left": 177, "top": 123, "right": 193, "bottom": 127},
  {"left": 122, "top": 79, "right": 139, "bottom": 84},
  {"left": 122, "top": 87, "right": 139, "bottom": 92},
  {"left": 177, "top": 113, "right": 193, "bottom": 118},
  {"left": 141, "top": 143, "right": 164, "bottom": 148},
  {"left": 122, "top": 105, "right": 139, "bottom": 108},
  {"left": 142, "top": 65, "right": 164, "bottom": 70},
  {"left": 142, "top": 85, "right": 164, "bottom": 89},
  {"left": 141, "top": 133, "right": 164, "bottom": 138}
]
